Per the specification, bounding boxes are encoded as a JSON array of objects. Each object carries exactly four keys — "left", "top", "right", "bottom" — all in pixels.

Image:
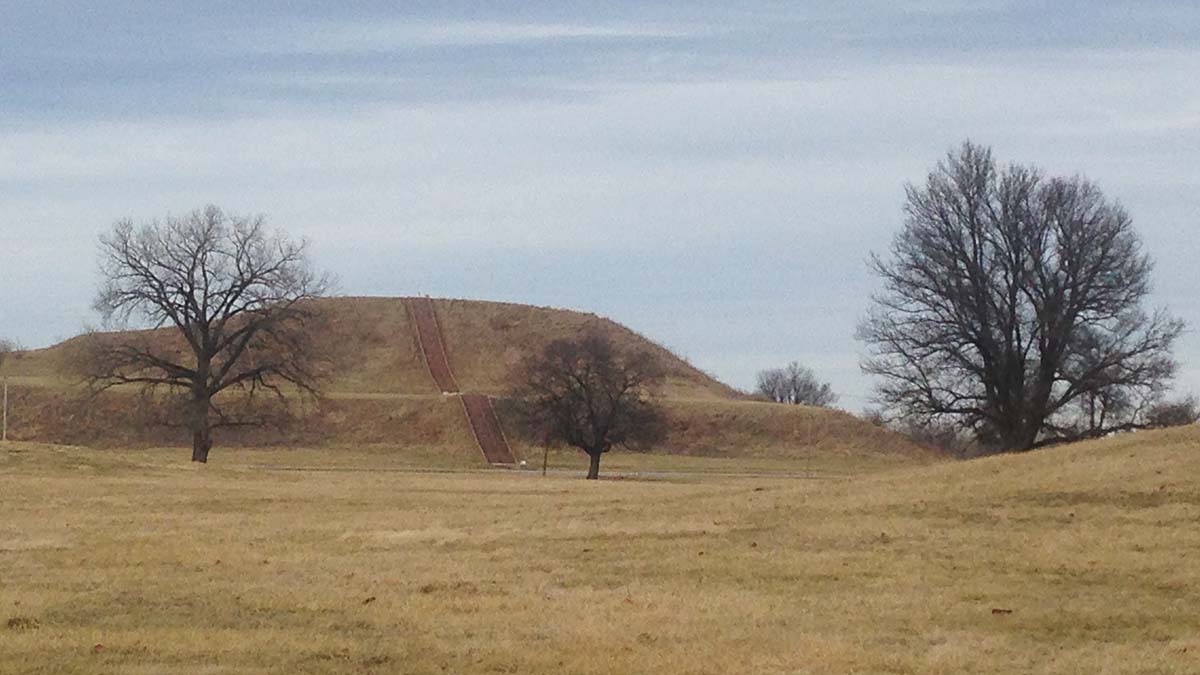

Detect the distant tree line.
[{"left": 755, "top": 362, "right": 837, "bottom": 407}]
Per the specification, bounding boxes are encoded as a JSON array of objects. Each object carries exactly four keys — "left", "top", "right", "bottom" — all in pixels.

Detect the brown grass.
[
  {"left": 656, "top": 398, "right": 928, "bottom": 459},
  {"left": 5, "top": 297, "right": 733, "bottom": 399},
  {"left": 3, "top": 384, "right": 933, "bottom": 471},
  {"left": 2, "top": 426, "right": 1198, "bottom": 673},
  {"left": 2, "top": 387, "right": 473, "bottom": 456},
  {"left": 430, "top": 297, "right": 738, "bottom": 399}
]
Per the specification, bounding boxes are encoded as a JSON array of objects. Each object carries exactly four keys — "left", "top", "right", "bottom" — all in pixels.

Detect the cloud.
[
  {"left": 2, "top": 1, "right": 1199, "bottom": 404},
  {"left": 236, "top": 20, "right": 696, "bottom": 54}
]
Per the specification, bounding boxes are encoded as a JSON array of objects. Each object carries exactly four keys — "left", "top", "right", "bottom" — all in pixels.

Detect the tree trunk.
[
  {"left": 1011, "top": 419, "right": 1041, "bottom": 451},
  {"left": 190, "top": 395, "right": 212, "bottom": 463},
  {"left": 191, "top": 429, "right": 212, "bottom": 463},
  {"left": 586, "top": 451, "right": 601, "bottom": 480}
]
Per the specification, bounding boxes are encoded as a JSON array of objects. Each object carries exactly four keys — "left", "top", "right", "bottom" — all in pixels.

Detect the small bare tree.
[
  {"left": 510, "top": 330, "right": 666, "bottom": 479},
  {"left": 859, "top": 142, "right": 1184, "bottom": 451},
  {"left": 755, "top": 362, "right": 838, "bottom": 407},
  {"left": 89, "top": 205, "right": 332, "bottom": 462},
  {"left": 1145, "top": 395, "right": 1199, "bottom": 429}
]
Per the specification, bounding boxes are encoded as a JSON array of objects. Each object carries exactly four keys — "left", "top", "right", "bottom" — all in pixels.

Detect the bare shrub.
[
  {"left": 755, "top": 362, "right": 837, "bottom": 407},
  {"left": 1145, "top": 395, "right": 1199, "bottom": 429}
]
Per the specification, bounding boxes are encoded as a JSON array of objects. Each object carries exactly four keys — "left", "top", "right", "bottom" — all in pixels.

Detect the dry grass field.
[{"left": 3, "top": 425, "right": 1198, "bottom": 674}]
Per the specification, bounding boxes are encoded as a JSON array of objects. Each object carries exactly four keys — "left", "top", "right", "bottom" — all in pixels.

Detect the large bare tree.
[
  {"left": 859, "top": 142, "right": 1184, "bottom": 451},
  {"left": 755, "top": 362, "right": 837, "bottom": 407},
  {"left": 510, "top": 330, "right": 666, "bottom": 479},
  {"left": 90, "top": 205, "right": 332, "bottom": 462}
]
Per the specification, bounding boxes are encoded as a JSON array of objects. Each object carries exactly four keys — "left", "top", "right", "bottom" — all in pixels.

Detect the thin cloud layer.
[{"left": 1, "top": 2, "right": 1197, "bottom": 407}]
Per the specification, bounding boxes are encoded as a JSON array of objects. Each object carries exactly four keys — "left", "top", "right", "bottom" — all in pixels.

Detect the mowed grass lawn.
[{"left": 2, "top": 428, "right": 1199, "bottom": 674}]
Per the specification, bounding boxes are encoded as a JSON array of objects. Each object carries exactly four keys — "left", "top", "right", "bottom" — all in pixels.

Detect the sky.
[{"left": 1, "top": 1, "right": 1198, "bottom": 410}]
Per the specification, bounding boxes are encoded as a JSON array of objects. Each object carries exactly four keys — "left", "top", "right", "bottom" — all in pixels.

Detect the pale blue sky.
[{"left": 2, "top": 1, "right": 1197, "bottom": 408}]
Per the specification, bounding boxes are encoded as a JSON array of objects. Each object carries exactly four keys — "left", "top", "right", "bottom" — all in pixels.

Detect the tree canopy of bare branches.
[
  {"left": 509, "top": 330, "right": 666, "bottom": 479},
  {"left": 755, "top": 362, "right": 838, "bottom": 407},
  {"left": 859, "top": 142, "right": 1184, "bottom": 452},
  {"left": 89, "top": 205, "right": 332, "bottom": 462}
]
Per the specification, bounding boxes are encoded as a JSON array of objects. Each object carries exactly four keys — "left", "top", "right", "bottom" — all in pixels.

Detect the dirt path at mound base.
[
  {"left": 406, "top": 297, "right": 460, "bottom": 393},
  {"left": 407, "top": 297, "right": 516, "bottom": 465},
  {"left": 461, "top": 394, "right": 517, "bottom": 465}
]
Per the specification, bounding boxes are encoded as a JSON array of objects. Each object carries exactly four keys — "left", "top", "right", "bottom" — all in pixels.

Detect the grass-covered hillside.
[{"left": 1, "top": 297, "right": 929, "bottom": 467}]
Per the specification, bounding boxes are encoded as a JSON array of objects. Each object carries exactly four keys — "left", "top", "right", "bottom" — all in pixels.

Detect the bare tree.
[
  {"left": 859, "top": 142, "right": 1184, "bottom": 452},
  {"left": 509, "top": 330, "right": 666, "bottom": 479},
  {"left": 755, "top": 362, "right": 838, "bottom": 407},
  {"left": 88, "top": 205, "right": 332, "bottom": 462},
  {"left": 0, "top": 338, "right": 13, "bottom": 372}
]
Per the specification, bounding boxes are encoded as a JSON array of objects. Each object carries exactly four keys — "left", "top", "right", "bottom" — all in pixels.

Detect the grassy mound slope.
[
  {"left": 2, "top": 297, "right": 928, "bottom": 466},
  {"left": 8, "top": 297, "right": 735, "bottom": 397}
]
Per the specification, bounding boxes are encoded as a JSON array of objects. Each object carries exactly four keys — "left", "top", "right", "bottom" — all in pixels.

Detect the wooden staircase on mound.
[
  {"left": 459, "top": 393, "right": 516, "bottom": 465},
  {"left": 406, "top": 295, "right": 459, "bottom": 394},
  {"left": 406, "top": 297, "right": 517, "bottom": 465}
]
